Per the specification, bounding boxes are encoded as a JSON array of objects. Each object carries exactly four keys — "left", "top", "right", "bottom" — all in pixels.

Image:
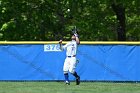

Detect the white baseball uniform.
[{"left": 62, "top": 40, "right": 78, "bottom": 74}]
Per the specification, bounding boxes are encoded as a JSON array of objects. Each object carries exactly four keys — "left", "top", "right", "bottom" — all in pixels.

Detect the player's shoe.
[
  {"left": 76, "top": 76, "right": 80, "bottom": 85},
  {"left": 65, "top": 81, "right": 70, "bottom": 85}
]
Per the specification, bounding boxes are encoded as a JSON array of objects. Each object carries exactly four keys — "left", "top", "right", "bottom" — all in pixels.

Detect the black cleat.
[{"left": 76, "top": 76, "right": 80, "bottom": 85}]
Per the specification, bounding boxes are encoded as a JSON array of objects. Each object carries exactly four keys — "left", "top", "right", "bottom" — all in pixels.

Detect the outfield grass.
[{"left": 0, "top": 81, "right": 140, "bottom": 93}]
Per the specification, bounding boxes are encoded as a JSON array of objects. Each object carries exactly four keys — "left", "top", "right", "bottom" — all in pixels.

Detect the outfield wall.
[{"left": 0, "top": 41, "right": 140, "bottom": 81}]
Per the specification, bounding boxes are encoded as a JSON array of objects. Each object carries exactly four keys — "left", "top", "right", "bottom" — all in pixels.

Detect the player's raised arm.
[
  {"left": 74, "top": 33, "right": 80, "bottom": 45},
  {"left": 59, "top": 40, "right": 63, "bottom": 50}
]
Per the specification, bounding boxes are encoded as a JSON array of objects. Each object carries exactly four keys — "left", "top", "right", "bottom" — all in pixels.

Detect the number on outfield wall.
[{"left": 44, "top": 44, "right": 61, "bottom": 52}]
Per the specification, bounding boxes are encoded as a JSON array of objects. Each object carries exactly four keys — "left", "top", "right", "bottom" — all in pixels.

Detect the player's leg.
[
  {"left": 63, "top": 58, "right": 70, "bottom": 85},
  {"left": 73, "top": 72, "right": 80, "bottom": 85},
  {"left": 69, "top": 57, "right": 80, "bottom": 85}
]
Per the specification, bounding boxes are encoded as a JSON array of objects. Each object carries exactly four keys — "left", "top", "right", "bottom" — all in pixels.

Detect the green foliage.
[{"left": 0, "top": 0, "right": 139, "bottom": 41}]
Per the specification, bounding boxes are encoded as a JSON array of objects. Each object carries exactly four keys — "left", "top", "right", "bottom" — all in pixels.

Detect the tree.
[
  {"left": 0, "top": 0, "right": 139, "bottom": 41},
  {"left": 111, "top": 1, "right": 126, "bottom": 41}
]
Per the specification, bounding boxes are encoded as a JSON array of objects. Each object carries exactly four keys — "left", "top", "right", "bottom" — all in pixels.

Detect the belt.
[{"left": 67, "top": 55, "right": 76, "bottom": 57}]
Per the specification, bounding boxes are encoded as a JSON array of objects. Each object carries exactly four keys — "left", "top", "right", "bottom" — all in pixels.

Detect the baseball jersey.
[{"left": 62, "top": 40, "right": 77, "bottom": 57}]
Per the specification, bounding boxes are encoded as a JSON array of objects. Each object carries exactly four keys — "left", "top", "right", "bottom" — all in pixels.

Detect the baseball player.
[{"left": 59, "top": 33, "right": 80, "bottom": 85}]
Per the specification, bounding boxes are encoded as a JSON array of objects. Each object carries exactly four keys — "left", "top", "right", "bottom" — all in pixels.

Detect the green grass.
[{"left": 0, "top": 81, "right": 140, "bottom": 93}]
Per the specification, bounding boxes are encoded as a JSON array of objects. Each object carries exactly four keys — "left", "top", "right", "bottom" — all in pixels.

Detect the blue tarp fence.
[{"left": 0, "top": 44, "right": 140, "bottom": 81}]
